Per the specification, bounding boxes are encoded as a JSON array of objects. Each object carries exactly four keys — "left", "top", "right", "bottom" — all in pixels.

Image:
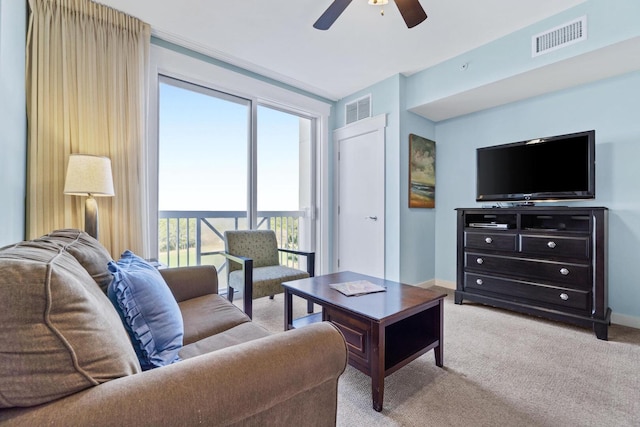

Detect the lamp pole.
[{"left": 85, "top": 194, "right": 99, "bottom": 239}]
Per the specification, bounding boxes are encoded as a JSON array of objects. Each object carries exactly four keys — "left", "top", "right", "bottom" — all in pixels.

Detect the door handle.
[{"left": 365, "top": 216, "right": 378, "bottom": 221}]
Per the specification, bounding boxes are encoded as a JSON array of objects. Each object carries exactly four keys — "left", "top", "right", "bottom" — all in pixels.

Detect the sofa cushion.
[
  {"left": 108, "top": 250, "right": 183, "bottom": 370},
  {"left": 178, "top": 293, "right": 251, "bottom": 345},
  {"left": 0, "top": 241, "right": 140, "bottom": 409},
  {"left": 179, "top": 322, "right": 270, "bottom": 359},
  {"left": 39, "top": 229, "right": 114, "bottom": 292}
]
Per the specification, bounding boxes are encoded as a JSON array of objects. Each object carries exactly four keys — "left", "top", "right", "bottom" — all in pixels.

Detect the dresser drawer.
[
  {"left": 465, "top": 232, "right": 517, "bottom": 252},
  {"left": 520, "top": 234, "right": 590, "bottom": 259},
  {"left": 465, "top": 252, "right": 591, "bottom": 288},
  {"left": 464, "top": 273, "right": 590, "bottom": 312}
]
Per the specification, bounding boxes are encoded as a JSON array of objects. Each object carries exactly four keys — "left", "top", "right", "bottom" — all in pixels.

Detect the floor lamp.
[{"left": 63, "top": 154, "right": 115, "bottom": 240}]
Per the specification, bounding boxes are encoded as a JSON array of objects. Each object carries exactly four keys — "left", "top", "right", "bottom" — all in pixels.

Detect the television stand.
[{"left": 455, "top": 206, "right": 610, "bottom": 340}]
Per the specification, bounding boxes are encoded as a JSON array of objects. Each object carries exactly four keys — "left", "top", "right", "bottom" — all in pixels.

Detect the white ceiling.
[{"left": 97, "top": 0, "right": 589, "bottom": 101}]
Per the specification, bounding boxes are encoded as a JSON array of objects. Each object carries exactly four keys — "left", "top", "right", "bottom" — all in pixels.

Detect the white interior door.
[{"left": 335, "top": 115, "right": 386, "bottom": 278}]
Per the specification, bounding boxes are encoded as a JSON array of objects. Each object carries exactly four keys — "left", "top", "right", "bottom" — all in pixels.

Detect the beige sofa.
[{"left": 0, "top": 230, "right": 347, "bottom": 426}]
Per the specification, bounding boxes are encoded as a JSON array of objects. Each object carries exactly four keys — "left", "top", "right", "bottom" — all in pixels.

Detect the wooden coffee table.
[{"left": 282, "top": 271, "right": 446, "bottom": 412}]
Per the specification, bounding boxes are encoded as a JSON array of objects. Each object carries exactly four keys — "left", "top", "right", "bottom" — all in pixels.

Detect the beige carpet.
[{"left": 246, "top": 288, "right": 640, "bottom": 427}]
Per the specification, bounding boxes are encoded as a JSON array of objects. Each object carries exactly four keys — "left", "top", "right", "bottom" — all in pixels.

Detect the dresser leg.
[
  {"left": 593, "top": 322, "right": 608, "bottom": 341},
  {"left": 454, "top": 292, "right": 463, "bottom": 305}
]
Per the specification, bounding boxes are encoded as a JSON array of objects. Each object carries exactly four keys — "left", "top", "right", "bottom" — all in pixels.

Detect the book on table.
[{"left": 329, "top": 280, "right": 386, "bottom": 296}]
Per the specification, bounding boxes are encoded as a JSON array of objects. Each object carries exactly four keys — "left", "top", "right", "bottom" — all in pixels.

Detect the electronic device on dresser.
[
  {"left": 476, "top": 130, "right": 595, "bottom": 204},
  {"left": 455, "top": 207, "right": 610, "bottom": 340}
]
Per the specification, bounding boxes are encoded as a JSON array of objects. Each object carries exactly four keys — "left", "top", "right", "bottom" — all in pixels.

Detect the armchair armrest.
[
  {"left": 0, "top": 323, "right": 348, "bottom": 427},
  {"left": 278, "top": 248, "right": 315, "bottom": 277},
  {"left": 221, "top": 252, "right": 253, "bottom": 317},
  {"left": 159, "top": 265, "right": 218, "bottom": 303}
]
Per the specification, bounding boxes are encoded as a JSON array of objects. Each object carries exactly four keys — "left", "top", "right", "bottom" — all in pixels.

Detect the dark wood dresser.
[{"left": 455, "top": 206, "right": 610, "bottom": 339}]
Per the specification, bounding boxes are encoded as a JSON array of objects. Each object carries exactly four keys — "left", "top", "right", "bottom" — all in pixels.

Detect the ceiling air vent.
[
  {"left": 345, "top": 95, "right": 371, "bottom": 125},
  {"left": 532, "top": 16, "right": 587, "bottom": 57}
]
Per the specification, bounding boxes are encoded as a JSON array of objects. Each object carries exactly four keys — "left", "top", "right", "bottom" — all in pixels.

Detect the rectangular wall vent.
[
  {"left": 532, "top": 16, "right": 587, "bottom": 57},
  {"left": 346, "top": 95, "right": 371, "bottom": 124}
]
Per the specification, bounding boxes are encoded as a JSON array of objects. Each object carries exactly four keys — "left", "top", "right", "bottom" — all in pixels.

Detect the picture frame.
[{"left": 409, "top": 134, "right": 435, "bottom": 208}]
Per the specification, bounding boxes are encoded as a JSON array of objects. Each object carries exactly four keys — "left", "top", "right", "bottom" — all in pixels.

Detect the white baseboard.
[
  {"left": 414, "top": 279, "right": 435, "bottom": 289},
  {"left": 611, "top": 312, "right": 640, "bottom": 329},
  {"left": 414, "top": 279, "right": 455, "bottom": 289},
  {"left": 434, "top": 279, "right": 456, "bottom": 290}
]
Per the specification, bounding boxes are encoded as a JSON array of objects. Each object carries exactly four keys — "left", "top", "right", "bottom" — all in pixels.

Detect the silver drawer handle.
[
  {"left": 560, "top": 293, "right": 569, "bottom": 301},
  {"left": 560, "top": 268, "right": 569, "bottom": 276},
  {"left": 476, "top": 279, "right": 483, "bottom": 285},
  {"left": 485, "top": 237, "right": 493, "bottom": 244},
  {"left": 547, "top": 241, "right": 556, "bottom": 249},
  {"left": 476, "top": 258, "right": 484, "bottom": 265}
]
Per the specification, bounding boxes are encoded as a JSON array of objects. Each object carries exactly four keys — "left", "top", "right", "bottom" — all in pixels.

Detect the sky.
[{"left": 158, "top": 81, "right": 308, "bottom": 212}]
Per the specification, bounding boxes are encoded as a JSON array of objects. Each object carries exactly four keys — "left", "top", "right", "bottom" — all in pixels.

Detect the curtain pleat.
[{"left": 26, "top": 0, "right": 151, "bottom": 257}]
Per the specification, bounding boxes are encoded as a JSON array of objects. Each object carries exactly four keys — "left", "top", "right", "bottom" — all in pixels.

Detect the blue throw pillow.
[{"left": 107, "top": 250, "right": 183, "bottom": 370}]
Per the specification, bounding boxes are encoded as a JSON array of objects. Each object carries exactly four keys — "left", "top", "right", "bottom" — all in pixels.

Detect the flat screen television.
[{"left": 476, "top": 130, "right": 595, "bottom": 203}]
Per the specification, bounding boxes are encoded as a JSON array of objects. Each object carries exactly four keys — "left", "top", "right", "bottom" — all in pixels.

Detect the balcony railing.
[{"left": 158, "top": 210, "right": 306, "bottom": 286}]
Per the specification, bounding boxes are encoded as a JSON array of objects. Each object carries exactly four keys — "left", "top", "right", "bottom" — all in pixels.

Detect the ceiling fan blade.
[
  {"left": 313, "top": 0, "right": 353, "bottom": 30},
  {"left": 395, "top": 0, "right": 427, "bottom": 28}
]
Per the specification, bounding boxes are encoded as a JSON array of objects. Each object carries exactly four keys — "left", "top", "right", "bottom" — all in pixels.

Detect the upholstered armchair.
[{"left": 224, "top": 230, "right": 315, "bottom": 319}]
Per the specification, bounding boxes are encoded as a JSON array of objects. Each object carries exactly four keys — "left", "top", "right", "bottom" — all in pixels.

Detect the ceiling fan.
[{"left": 314, "top": 0, "right": 427, "bottom": 30}]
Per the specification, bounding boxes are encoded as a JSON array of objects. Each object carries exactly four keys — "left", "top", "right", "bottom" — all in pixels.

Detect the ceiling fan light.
[{"left": 368, "top": 0, "right": 389, "bottom": 5}]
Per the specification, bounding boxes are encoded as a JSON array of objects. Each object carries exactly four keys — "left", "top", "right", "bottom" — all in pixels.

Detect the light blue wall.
[
  {"left": 333, "top": 0, "right": 640, "bottom": 323},
  {"left": 406, "top": 0, "right": 640, "bottom": 110},
  {"left": 2, "top": 0, "right": 637, "bottom": 323},
  {"left": 434, "top": 71, "right": 640, "bottom": 320},
  {"left": 399, "top": 76, "right": 436, "bottom": 284},
  {"left": 335, "top": 75, "right": 436, "bottom": 284},
  {"left": 0, "top": 0, "right": 27, "bottom": 245}
]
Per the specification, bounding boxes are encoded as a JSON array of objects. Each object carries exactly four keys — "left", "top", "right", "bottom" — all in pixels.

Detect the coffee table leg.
[
  {"left": 434, "top": 298, "right": 444, "bottom": 367},
  {"left": 284, "top": 289, "right": 293, "bottom": 330},
  {"left": 371, "top": 324, "right": 384, "bottom": 412}
]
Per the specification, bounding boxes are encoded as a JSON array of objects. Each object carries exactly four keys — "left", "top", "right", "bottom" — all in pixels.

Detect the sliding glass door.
[
  {"left": 157, "top": 76, "right": 316, "bottom": 282},
  {"left": 256, "top": 105, "right": 315, "bottom": 267},
  {"left": 158, "top": 76, "right": 249, "bottom": 274}
]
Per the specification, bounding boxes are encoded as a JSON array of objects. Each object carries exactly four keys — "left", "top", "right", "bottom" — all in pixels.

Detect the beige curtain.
[{"left": 26, "top": 0, "right": 151, "bottom": 258}]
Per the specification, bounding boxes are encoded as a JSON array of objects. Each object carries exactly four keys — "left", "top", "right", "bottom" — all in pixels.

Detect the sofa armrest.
[
  {"left": 0, "top": 322, "right": 347, "bottom": 427},
  {"left": 159, "top": 265, "right": 218, "bottom": 303}
]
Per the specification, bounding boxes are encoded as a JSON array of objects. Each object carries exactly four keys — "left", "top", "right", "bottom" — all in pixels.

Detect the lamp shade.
[{"left": 64, "top": 154, "right": 115, "bottom": 197}]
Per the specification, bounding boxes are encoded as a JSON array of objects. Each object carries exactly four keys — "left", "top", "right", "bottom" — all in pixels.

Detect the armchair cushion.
[
  {"left": 0, "top": 241, "right": 140, "bottom": 409},
  {"left": 229, "top": 265, "right": 310, "bottom": 299},
  {"left": 225, "top": 230, "right": 279, "bottom": 271},
  {"left": 108, "top": 251, "right": 183, "bottom": 370}
]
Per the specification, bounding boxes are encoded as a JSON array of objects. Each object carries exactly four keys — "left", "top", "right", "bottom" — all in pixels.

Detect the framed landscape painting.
[{"left": 409, "top": 134, "right": 435, "bottom": 208}]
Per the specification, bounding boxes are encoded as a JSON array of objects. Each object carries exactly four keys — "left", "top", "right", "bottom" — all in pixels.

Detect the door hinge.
[{"left": 337, "top": 259, "right": 340, "bottom": 268}]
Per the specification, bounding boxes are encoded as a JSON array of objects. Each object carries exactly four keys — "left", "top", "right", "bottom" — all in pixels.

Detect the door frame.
[{"left": 333, "top": 114, "right": 387, "bottom": 274}]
